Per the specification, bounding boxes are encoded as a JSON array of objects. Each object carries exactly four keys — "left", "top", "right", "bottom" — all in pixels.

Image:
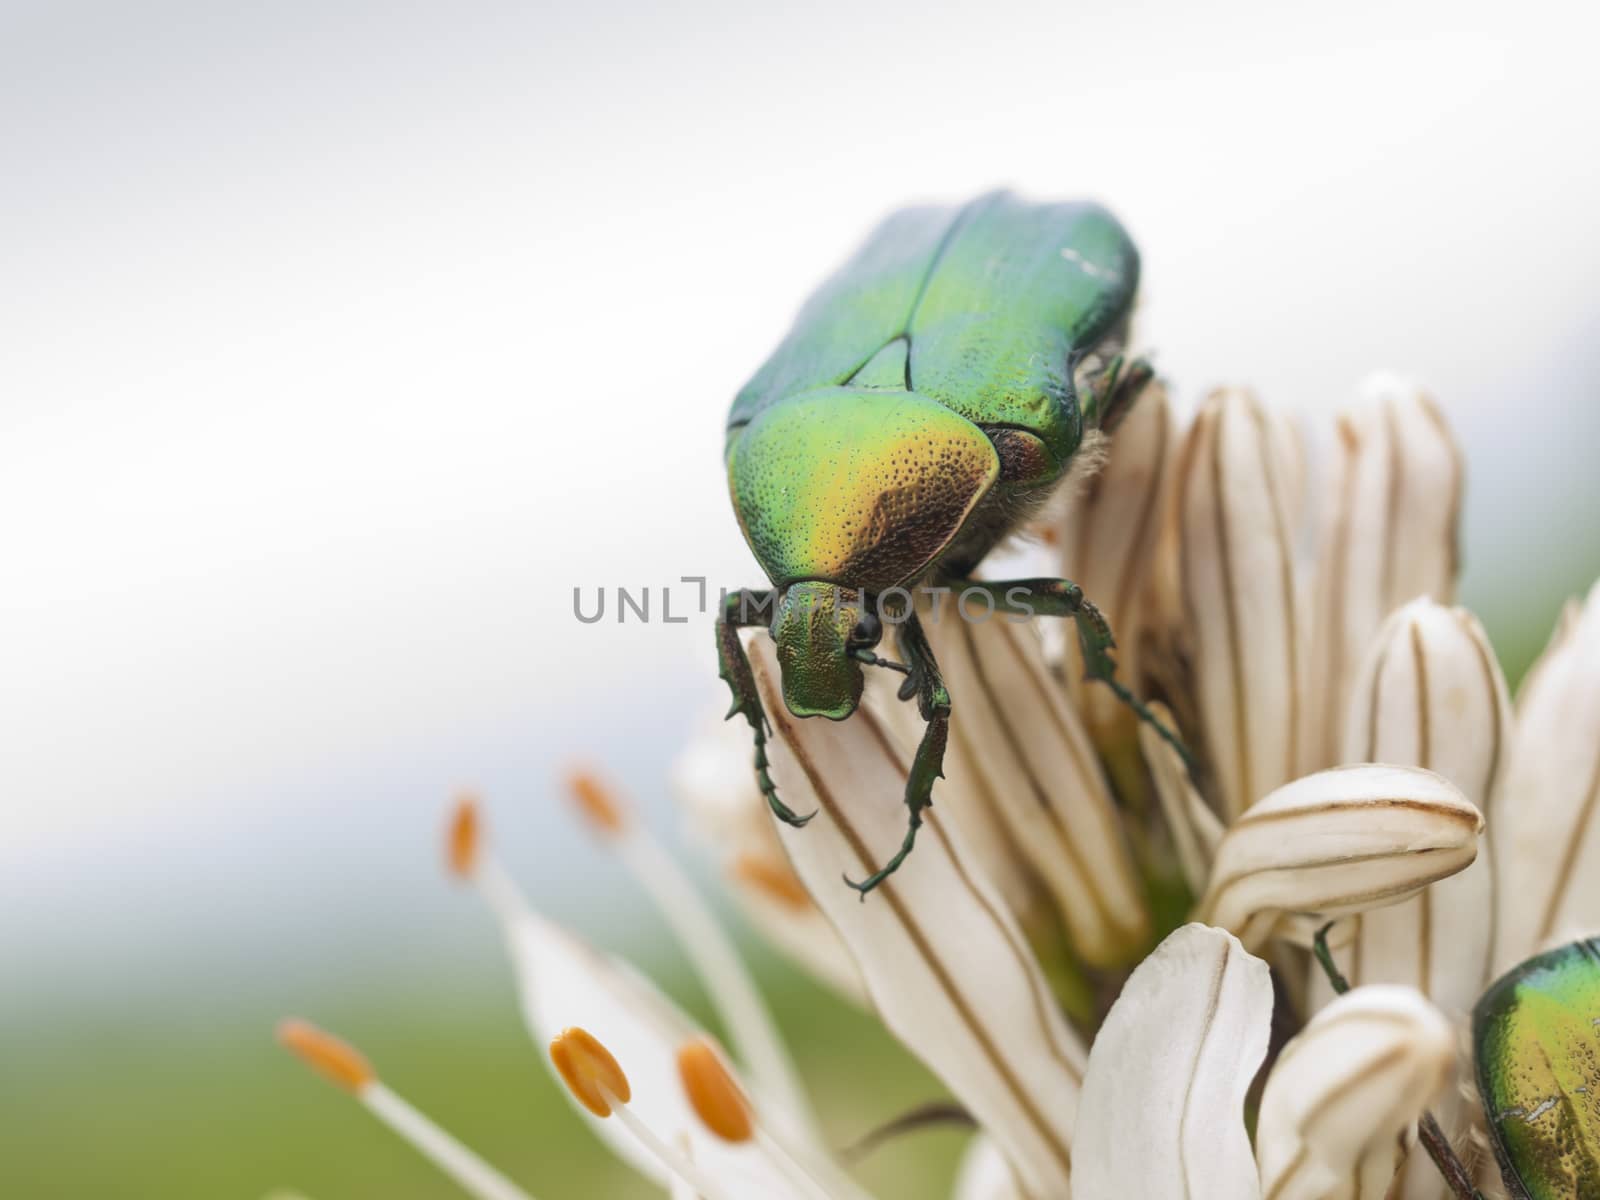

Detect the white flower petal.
[
  {"left": 1256, "top": 984, "right": 1456, "bottom": 1200},
  {"left": 865, "top": 663, "right": 1052, "bottom": 933},
  {"left": 1140, "top": 700, "right": 1225, "bottom": 896},
  {"left": 672, "top": 713, "right": 868, "bottom": 1005},
  {"left": 950, "top": 1135, "right": 1024, "bottom": 1200},
  {"left": 1072, "top": 924, "right": 1272, "bottom": 1200},
  {"left": 1196, "top": 764, "right": 1482, "bottom": 951},
  {"left": 748, "top": 636, "right": 1086, "bottom": 1199},
  {"left": 1176, "top": 388, "right": 1308, "bottom": 823},
  {"left": 1303, "top": 375, "right": 1463, "bottom": 772},
  {"left": 500, "top": 906, "right": 815, "bottom": 1196},
  {"left": 1315, "top": 600, "right": 1511, "bottom": 1017},
  {"left": 920, "top": 612, "right": 1150, "bottom": 965},
  {"left": 1496, "top": 578, "right": 1600, "bottom": 970}
]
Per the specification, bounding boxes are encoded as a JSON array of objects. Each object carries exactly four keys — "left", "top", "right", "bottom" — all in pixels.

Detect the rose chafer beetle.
[
  {"left": 1474, "top": 937, "right": 1600, "bottom": 1199},
  {"left": 716, "top": 190, "right": 1183, "bottom": 896}
]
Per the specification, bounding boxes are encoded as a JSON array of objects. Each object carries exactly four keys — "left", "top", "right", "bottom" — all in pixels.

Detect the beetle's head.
[{"left": 771, "top": 582, "right": 880, "bottom": 720}]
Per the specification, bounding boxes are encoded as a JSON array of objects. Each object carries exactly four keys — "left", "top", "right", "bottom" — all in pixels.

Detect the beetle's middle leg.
[
  {"left": 716, "top": 589, "right": 815, "bottom": 828},
  {"left": 844, "top": 611, "right": 949, "bottom": 898},
  {"left": 954, "top": 577, "right": 1194, "bottom": 771}
]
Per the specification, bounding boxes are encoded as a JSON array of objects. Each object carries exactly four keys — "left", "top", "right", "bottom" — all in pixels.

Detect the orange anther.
[
  {"left": 549, "top": 1027, "right": 631, "bottom": 1118},
  {"left": 277, "top": 1019, "right": 375, "bottom": 1093},
  {"left": 446, "top": 792, "right": 481, "bottom": 878},
  {"left": 568, "top": 770, "right": 628, "bottom": 835},
  {"left": 676, "top": 1037, "right": 753, "bottom": 1143},
  {"left": 730, "top": 853, "right": 812, "bottom": 911}
]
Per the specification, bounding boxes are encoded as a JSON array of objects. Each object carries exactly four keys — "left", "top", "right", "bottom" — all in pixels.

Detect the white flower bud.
[
  {"left": 1303, "top": 374, "right": 1463, "bottom": 772},
  {"left": 1256, "top": 985, "right": 1457, "bottom": 1200},
  {"left": 1315, "top": 600, "right": 1511, "bottom": 1015},
  {"left": 1496, "top": 579, "right": 1600, "bottom": 970},
  {"left": 1175, "top": 387, "right": 1307, "bottom": 823},
  {"left": 1196, "top": 764, "right": 1482, "bottom": 951}
]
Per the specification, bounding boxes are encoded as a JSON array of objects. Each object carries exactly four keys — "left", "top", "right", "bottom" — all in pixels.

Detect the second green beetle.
[{"left": 717, "top": 190, "right": 1178, "bottom": 896}]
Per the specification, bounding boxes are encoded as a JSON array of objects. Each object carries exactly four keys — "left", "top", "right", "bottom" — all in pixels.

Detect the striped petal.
[
  {"left": 918, "top": 612, "right": 1150, "bottom": 966},
  {"left": 1195, "top": 764, "right": 1482, "bottom": 951},
  {"left": 673, "top": 714, "right": 868, "bottom": 1005},
  {"left": 1303, "top": 374, "right": 1463, "bottom": 772},
  {"left": 1175, "top": 387, "right": 1307, "bottom": 823},
  {"left": 865, "top": 652, "right": 1054, "bottom": 938},
  {"left": 1316, "top": 600, "right": 1511, "bottom": 1014},
  {"left": 1071, "top": 924, "right": 1272, "bottom": 1200},
  {"left": 1141, "top": 700, "right": 1225, "bottom": 897},
  {"left": 1256, "top": 985, "right": 1456, "bottom": 1200},
  {"left": 1057, "top": 380, "right": 1174, "bottom": 767},
  {"left": 1313, "top": 601, "right": 1509, "bottom": 1199},
  {"left": 747, "top": 634, "right": 1086, "bottom": 1199},
  {"left": 1496, "top": 578, "right": 1600, "bottom": 970}
]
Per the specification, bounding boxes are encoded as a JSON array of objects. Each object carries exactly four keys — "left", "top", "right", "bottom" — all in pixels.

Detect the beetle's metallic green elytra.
[
  {"left": 715, "top": 190, "right": 1156, "bottom": 894},
  {"left": 1474, "top": 938, "right": 1600, "bottom": 1198}
]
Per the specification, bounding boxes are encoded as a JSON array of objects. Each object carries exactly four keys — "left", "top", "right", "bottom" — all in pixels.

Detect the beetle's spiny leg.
[
  {"left": 716, "top": 588, "right": 815, "bottom": 828},
  {"left": 844, "top": 613, "right": 949, "bottom": 898},
  {"left": 953, "top": 576, "right": 1196, "bottom": 771}
]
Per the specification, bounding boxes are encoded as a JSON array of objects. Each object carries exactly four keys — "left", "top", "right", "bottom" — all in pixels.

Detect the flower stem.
[{"left": 1312, "top": 923, "right": 1484, "bottom": 1200}]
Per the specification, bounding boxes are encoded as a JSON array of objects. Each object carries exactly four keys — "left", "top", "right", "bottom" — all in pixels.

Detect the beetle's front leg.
[
  {"left": 844, "top": 612, "right": 949, "bottom": 898},
  {"left": 716, "top": 589, "right": 815, "bottom": 828},
  {"left": 1082, "top": 353, "right": 1155, "bottom": 433},
  {"left": 955, "top": 577, "right": 1194, "bottom": 770}
]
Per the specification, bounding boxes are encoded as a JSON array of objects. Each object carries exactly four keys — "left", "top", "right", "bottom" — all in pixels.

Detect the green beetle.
[
  {"left": 716, "top": 190, "right": 1179, "bottom": 896},
  {"left": 1474, "top": 938, "right": 1600, "bottom": 1198}
]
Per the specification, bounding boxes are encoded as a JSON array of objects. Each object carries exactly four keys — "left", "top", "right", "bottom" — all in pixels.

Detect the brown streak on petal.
[
  {"left": 1176, "top": 941, "right": 1231, "bottom": 1199},
  {"left": 1381, "top": 399, "right": 1404, "bottom": 609},
  {"left": 956, "top": 617, "right": 1120, "bottom": 942},
  {"left": 994, "top": 620, "right": 1137, "bottom": 929},
  {"left": 1461, "top": 607, "right": 1506, "bottom": 967},
  {"left": 1320, "top": 419, "right": 1362, "bottom": 767},
  {"left": 1229, "top": 796, "right": 1481, "bottom": 833},
  {"left": 1417, "top": 390, "right": 1465, "bottom": 595},
  {"left": 1410, "top": 620, "right": 1433, "bottom": 771},
  {"left": 1110, "top": 403, "right": 1170, "bottom": 622},
  {"left": 1211, "top": 403, "right": 1253, "bottom": 817},
  {"left": 1535, "top": 750, "right": 1600, "bottom": 946},
  {"left": 1262, "top": 1043, "right": 1414, "bottom": 1200},
  {"left": 855, "top": 706, "right": 1086, "bottom": 1084},
  {"left": 1249, "top": 400, "right": 1302, "bottom": 792},
  {"left": 763, "top": 694, "right": 1077, "bottom": 1178},
  {"left": 1205, "top": 843, "right": 1468, "bottom": 922},
  {"left": 1411, "top": 618, "right": 1434, "bottom": 995}
]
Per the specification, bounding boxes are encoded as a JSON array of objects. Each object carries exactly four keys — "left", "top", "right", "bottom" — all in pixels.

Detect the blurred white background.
[{"left": 4, "top": 0, "right": 1599, "bottom": 1015}]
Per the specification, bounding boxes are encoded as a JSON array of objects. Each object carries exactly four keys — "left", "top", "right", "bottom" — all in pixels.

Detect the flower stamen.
[
  {"left": 549, "top": 1028, "right": 733, "bottom": 1200},
  {"left": 677, "top": 1036, "right": 837, "bottom": 1200},
  {"left": 278, "top": 1019, "right": 536, "bottom": 1200},
  {"left": 564, "top": 769, "right": 814, "bottom": 1136}
]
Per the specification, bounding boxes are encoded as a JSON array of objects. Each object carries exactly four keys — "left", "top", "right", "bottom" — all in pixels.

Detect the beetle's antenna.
[{"left": 850, "top": 648, "right": 912, "bottom": 675}]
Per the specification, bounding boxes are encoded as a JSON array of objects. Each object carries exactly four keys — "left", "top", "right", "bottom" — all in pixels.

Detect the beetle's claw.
[
  {"left": 842, "top": 870, "right": 883, "bottom": 900},
  {"left": 771, "top": 803, "right": 817, "bottom": 829}
]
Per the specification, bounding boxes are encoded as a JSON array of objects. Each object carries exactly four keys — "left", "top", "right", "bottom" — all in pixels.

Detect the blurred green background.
[{"left": 5, "top": 0, "right": 1600, "bottom": 1196}]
